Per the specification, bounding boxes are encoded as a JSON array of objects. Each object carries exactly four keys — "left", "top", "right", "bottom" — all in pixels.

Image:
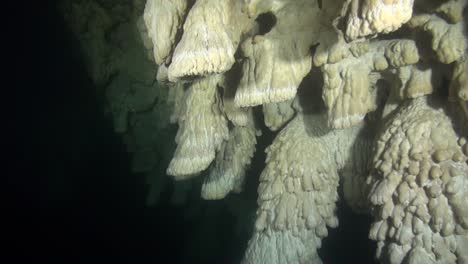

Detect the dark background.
[{"left": 9, "top": 1, "right": 376, "bottom": 263}]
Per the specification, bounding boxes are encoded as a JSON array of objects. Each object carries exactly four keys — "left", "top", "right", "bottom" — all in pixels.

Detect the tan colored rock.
[
  {"left": 201, "top": 122, "right": 258, "bottom": 200},
  {"left": 219, "top": 73, "right": 253, "bottom": 127},
  {"left": 143, "top": 0, "right": 189, "bottom": 64},
  {"left": 168, "top": 0, "right": 254, "bottom": 80},
  {"left": 450, "top": 57, "right": 468, "bottom": 102},
  {"left": 234, "top": 0, "right": 334, "bottom": 107},
  {"left": 318, "top": 39, "right": 419, "bottom": 128},
  {"left": 435, "top": 0, "right": 467, "bottom": 23},
  {"left": 156, "top": 64, "right": 169, "bottom": 83},
  {"left": 243, "top": 113, "right": 368, "bottom": 264},
  {"left": 167, "top": 75, "right": 229, "bottom": 178},
  {"left": 367, "top": 96, "right": 468, "bottom": 264},
  {"left": 397, "top": 64, "right": 437, "bottom": 99},
  {"left": 341, "top": 0, "right": 415, "bottom": 41},
  {"left": 262, "top": 99, "right": 295, "bottom": 131},
  {"left": 408, "top": 14, "right": 466, "bottom": 64}
]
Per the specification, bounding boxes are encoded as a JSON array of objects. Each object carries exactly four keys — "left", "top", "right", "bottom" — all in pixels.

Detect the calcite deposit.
[
  {"left": 142, "top": 0, "right": 467, "bottom": 263},
  {"left": 63, "top": 0, "right": 468, "bottom": 263}
]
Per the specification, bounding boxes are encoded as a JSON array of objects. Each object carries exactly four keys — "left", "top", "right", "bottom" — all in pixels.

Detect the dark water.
[{"left": 10, "top": 1, "right": 377, "bottom": 263}]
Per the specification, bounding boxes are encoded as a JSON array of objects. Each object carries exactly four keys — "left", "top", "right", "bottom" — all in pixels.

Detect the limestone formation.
[
  {"left": 64, "top": 0, "right": 468, "bottom": 263},
  {"left": 367, "top": 97, "right": 468, "bottom": 264}
]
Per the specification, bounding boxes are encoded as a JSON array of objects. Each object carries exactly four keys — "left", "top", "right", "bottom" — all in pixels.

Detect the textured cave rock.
[
  {"left": 340, "top": 0, "right": 415, "bottom": 41},
  {"left": 315, "top": 38, "right": 420, "bottom": 128},
  {"left": 451, "top": 58, "right": 468, "bottom": 102},
  {"left": 63, "top": 0, "right": 468, "bottom": 263},
  {"left": 143, "top": 0, "right": 190, "bottom": 65},
  {"left": 396, "top": 64, "right": 439, "bottom": 99},
  {"left": 201, "top": 121, "right": 258, "bottom": 200},
  {"left": 242, "top": 112, "right": 372, "bottom": 264},
  {"left": 367, "top": 96, "right": 468, "bottom": 264},
  {"left": 219, "top": 69, "right": 254, "bottom": 127},
  {"left": 408, "top": 13, "right": 466, "bottom": 64},
  {"left": 233, "top": 0, "right": 341, "bottom": 107},
  {"left": 167, "top": 0, "right": 254, "bottom": 81},
  {"left": 262, "top": 99, "right": 296, "bottom": 131},
  {"left": 166, "top": 75, "right": 229, "bottom": 178}
]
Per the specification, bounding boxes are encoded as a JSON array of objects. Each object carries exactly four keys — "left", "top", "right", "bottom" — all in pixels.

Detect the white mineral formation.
[
  {"left": 397, "top": 64, "right": 438, "bottom": 99},
  {"left": 167, "top": 75, "right": 229, "bottom": 178},
  {"left": 367, "top": 96, "right": 468, "bottom": 264},
  {"left": 315, "top": 39, "right": 420, "bottom": 128},
  {"left": 341, "top": 0, "right": 415, "bottom": 41},
  {"left": 219, "top": 74, "right": 253, "bottom": 127},
  {"left": 234, "top": 0, "right": 332, "bottom": 107},
  {"left": 242, "top": 113, "right": 370, "bottom": 264},
  {"left": 262, "top": 99, "right": 295, "bottom": 131},
  {"left": 451, "top": 58, "right": 468, "bottom": 119},
  {"left": 128, "top": 0, "right": 468, "bottom": 262},
  {"left": 451, "top": 58, "right": 468, "bottom": 102},
  {"left": 143, "top": 0, "right": 189, "bottom": 64},
  {"left": 201, "top": 121, "right": 257, "bottom": 200},
  {"left": 408, "top": 13, "right": 466, "bottom": 64},
  {"left": 168, "top": 0, "right": 253, "bottom": 81}
]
